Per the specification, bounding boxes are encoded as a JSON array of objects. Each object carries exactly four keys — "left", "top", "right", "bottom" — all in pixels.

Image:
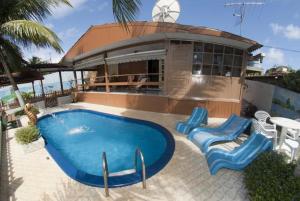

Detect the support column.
[
  {"left": 239, "top": 51, "right": 249, "bottom": 101},
  {"left": 32, "top": 81, "right": 36, "bottom": 98},
  {"left": 104, "top": 52, "right": 110, "bottom": 93},
  {"left": 40, "top": 79, "right": 45, "bottom": 98},
  {"left": 73, "top": 70, "right": 78, "bottom": 90},
  {"left": 81, "top": 70, "right": 85, "bottom": 91},
  {"left": 59, "top": 71, "right": 64, "bottom": 95}
]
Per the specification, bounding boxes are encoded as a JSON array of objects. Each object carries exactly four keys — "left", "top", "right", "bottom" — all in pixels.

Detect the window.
[
  {"left": 192, "top": 42, "right": 244, "bottom": 77},
  {"left": 194, "top": 42, "right": 203, "bottom": 52}
]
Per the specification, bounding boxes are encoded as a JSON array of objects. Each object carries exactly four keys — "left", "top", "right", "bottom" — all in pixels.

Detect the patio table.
[{"left": 270, "top": 117, "right": 300, "bottom": 149}]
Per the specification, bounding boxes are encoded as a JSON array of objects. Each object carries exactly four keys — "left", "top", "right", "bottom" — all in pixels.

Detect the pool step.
[{"left": 109, "top": 169, "right": 136, "bottom": 177}]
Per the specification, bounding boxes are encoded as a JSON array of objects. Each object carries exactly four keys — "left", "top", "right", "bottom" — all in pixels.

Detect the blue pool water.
[{"left": 37, "top": 109, "right": 175, "bottom": 187}]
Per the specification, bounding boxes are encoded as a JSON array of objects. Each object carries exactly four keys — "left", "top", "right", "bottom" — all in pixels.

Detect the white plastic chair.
[
  {"left": 287, "top": 119, "right": 300, "bottom": 139},
  {"left": 254, "top": 110, "right": 276, "bottom": 130},
  {"left": 285, "top": 118, "right": 300, "bottom": 160},
  {"left": 284, "top": 136, "right": 299, "bottom": 161},
  {"left": 252, "top": 119, "right": 277, "bottom": 150}
]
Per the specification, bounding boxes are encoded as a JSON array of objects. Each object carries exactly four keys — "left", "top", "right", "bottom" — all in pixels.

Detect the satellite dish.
[{"left": 152, "top": 0, "right": 180, "bottom": 23}]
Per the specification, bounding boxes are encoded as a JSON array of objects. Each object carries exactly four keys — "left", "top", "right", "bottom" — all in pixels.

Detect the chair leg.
[{"left": 291, "top": 148, "right": 296, "bottom": 161}]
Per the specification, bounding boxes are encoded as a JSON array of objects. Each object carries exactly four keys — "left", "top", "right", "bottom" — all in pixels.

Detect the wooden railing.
[
  {"left": 77, "top": 73, "right": 163, "bottom": 90},
  {"left": 28, "top": 89, "right": 73, "bottom": 103}
]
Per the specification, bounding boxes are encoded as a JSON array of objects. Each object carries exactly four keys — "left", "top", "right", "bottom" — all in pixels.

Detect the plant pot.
[{"left": 21, "top": 137, "right": 45, "bottom": 154}]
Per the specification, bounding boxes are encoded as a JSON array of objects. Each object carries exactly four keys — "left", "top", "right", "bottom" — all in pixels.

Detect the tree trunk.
[{"left": 0, "top": 49, "right": 25, "bottom": 107}]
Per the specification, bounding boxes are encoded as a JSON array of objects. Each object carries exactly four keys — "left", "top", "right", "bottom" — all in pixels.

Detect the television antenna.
[
  {"left": 152, "top": 0, "right": 180, "bottom": 23},
  {"left": 225, "top": 2, "right": 265, "bottom": 35}
]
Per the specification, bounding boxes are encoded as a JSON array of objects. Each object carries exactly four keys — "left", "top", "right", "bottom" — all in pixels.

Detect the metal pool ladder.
[{"left": 102, "top": 148, "right": 147, "bottom": 197}]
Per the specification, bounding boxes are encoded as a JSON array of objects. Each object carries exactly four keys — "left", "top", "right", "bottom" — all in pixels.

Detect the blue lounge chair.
[
  {"left": 206, "top": 132, "right": 273, "bottom": 175},
  {"left": 188, "top": 114, "right": 251, "bottom": 153},
  {"left": 176, "top": 107, "right": 208, "bottom": 134}
]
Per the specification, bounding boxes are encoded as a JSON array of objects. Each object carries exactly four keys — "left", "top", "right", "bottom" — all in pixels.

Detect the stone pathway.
[{"left": 0, "top": 103, "right": 249, "bottom": 201}]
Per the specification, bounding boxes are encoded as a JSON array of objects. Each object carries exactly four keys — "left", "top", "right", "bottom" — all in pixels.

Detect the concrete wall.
[
  {"left": 57, "top": 95, "right": 73, "bottom": 106},
  {"left": 76, "top": 92, "right": 241, "bottom": 118},
  {"left": 244, "top": 80, "right": 300, "bottom": 118},
  {"left": 31, "top": 95, "right": 72, "bottom": 109},
  {"left": 165, "top": 41, "right": 244, "bottom": 100},
  {"left": 271, "top": 86, "right": 300, "bottom": 118},
  {"left": 33, "top": 101, "right": 45, "bottom": 109},
  {"left": 243, "top": 80, "right": 275, "bottom": 112}
]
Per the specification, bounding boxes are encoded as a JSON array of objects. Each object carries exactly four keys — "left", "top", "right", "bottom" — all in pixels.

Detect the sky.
[{"left": 22, "top": 0, "right": 300, "bottom": 84}]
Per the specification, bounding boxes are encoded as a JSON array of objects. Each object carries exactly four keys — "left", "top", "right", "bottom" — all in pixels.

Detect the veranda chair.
[
  {"left": 286, "top": 118, "right": 300, "bottom": 161},
  {"left": 206, "top": 132, "right": 272, "bottom": 175},
  {"left": 287, "top": 119, "right": 300, "bottom": 139},
  {"left": 254, "top": 110, "right": 276, "bottom": 130},
  {"left": 188, "top": 114, "right": 251, "bottom": 153},
  {"left": 176, "top": 107, "right": 208, "bottom": 134},
  {"left": 252, "top": 119, "right": 277, "bottom": 150}
]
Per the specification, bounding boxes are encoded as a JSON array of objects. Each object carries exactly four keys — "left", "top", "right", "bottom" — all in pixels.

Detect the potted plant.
[{"left": 15, "top": 126, "right": 44, "bottom": 153}]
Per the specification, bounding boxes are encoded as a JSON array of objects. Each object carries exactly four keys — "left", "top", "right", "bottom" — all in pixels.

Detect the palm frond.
[
  {"left": 0, "top": 37, "right": 23, "bottom": 71},
  {"left": 112, "top": 0, "right": 141, "bottom": 30},
  {"left": 0, "top": 0, "right": 72, "bottom": 23},
  {"left": 1, "top": 20, "right": 63, "bottom": 53}
]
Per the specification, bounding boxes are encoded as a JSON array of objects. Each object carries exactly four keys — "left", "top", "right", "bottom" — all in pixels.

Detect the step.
[{"left": 109, "top": 169, "right": 136, "bottom": 177}]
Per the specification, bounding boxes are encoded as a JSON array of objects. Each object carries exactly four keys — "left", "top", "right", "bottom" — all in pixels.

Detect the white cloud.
[
  {"left": 24, "top": 47, "right": 64, "bottom": 63},
  {"left": 270, "top": 23, "right": 300, "bottom": 40},
  {"left": 265, "top": 48, "right": 285, "bottom": 66},
  {"left": 51, "top": 0, "right": 88, "bottom": 19},
  {"left": 58, "top": 27, "right": 79, "bottom": 39}
]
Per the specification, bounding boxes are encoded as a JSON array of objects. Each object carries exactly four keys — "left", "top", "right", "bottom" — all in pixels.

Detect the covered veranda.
[{"left": 72, "top": 49, "right": 166, "bottom": 94}]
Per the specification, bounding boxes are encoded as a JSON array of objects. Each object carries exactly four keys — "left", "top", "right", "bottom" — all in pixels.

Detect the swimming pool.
[{"left": 37, "top": 109, "right": 175, "bottom": 187}]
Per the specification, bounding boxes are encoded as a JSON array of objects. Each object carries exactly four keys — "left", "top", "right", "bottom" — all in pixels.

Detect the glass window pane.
[
  {"left": 223, "top": 66, "right": 232, "bottom": 76},
  {"left": 214, "top": 45, "right": 224, "bottom": 54},
  {"left": 232, "top": 67, "right": 241, "bottom": 77},
  {"left": 203, "top": 53, "right": 213, "bottom": 65},
  {"left": 204, "top": 43, "right": 214, "bottom": 53},
  {"left": 213, "top": 54, "right": 223, "bottom": 65},
  {"left": 233, "top": 56, "right": 243, "bottom": 67},
  {"left": 225, "top": 47, "right": 234, "bottom": 54},
  {"left": 202, "top": 65, "right": 212, "bottom": 75},
  {"left": 193, "top": 53, "right": 203, "bottom": 64},
  {"left": 224, "top": 55, "right": 233, "bottom": 66},
  {"left": 194, "top": 42, "right": 203, "bottom": 52},
  {"left": 235, "top": 49, "right": 243, "bottom": 56},
  {"left": 192, "top": 64, "right": 202, "bottom": 75},
  {"left": 212, "top": 65, "right": 222, "bottom": 76}
]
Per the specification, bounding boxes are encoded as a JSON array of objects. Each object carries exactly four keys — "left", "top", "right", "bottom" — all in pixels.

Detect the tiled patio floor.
[{"left": 0, "top": 103, "right": 248, "bottom": 201}]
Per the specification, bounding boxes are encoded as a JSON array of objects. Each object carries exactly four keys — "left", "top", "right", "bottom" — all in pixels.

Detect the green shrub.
[
  {"left": 15, "top": 126, "right": 40, "bottom": 144},
  {"left": 15, "top": 106, "right": 40, "bottom": 116},
  {"left": 244, "top": 151, "right": 300, "bottom": 201},
  {"left": 21, "top": 92, "right": 34, "bottom": 102}
]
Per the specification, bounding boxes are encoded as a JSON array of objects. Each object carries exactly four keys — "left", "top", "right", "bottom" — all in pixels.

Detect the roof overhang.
[
  {"left": 106, "top": 49, "right": 166, "bottom": 65},
  {"left": 74, "top": 55, "right": 105, "bottom": 70},
  {"left": 64, "top": 32, "right": 260, "bottom": 65},
  {"left": 27, "top": 63, "right": 73, "bottom": 73},
  {"left": 0, "top": 70, "right": 44, "bottom": 87}
]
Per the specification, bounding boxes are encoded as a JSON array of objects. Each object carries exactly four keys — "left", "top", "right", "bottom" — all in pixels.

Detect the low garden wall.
[
  {"left": 244, "top": 80, "right": 300, "bottom": 118},
  {"left": 31, "top": 95, "right": 72, "bottom": 109}
]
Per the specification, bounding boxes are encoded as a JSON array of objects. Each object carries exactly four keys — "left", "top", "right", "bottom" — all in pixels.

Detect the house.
[{"left": 61, "top": 22, "right": 262, "bottom": 117}]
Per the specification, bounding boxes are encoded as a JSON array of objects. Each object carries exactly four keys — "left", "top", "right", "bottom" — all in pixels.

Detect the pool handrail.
[
  {"left": 135, "top": 148, "right": 146, "bottom": 189},
  {"left": 102, "top": 152, "right": 109, "bottom": 197},
  {"left": 101, "top": 148, "right": 147, "bottom": 197}
]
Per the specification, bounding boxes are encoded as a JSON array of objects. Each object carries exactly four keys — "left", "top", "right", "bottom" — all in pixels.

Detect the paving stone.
[{"left": 0, "top": 103, "right": 248, "bottom": 201}]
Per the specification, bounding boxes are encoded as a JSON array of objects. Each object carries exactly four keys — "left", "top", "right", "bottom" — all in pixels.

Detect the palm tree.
[
  {"left": 112, "top": 0, "right": 141, "bottom": 29},
  {"left": 0, "top": 0, "right": 71, "bottom": 107},
  {"left": 28, "top": 56, "right": 46, "bottom": 65}
]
